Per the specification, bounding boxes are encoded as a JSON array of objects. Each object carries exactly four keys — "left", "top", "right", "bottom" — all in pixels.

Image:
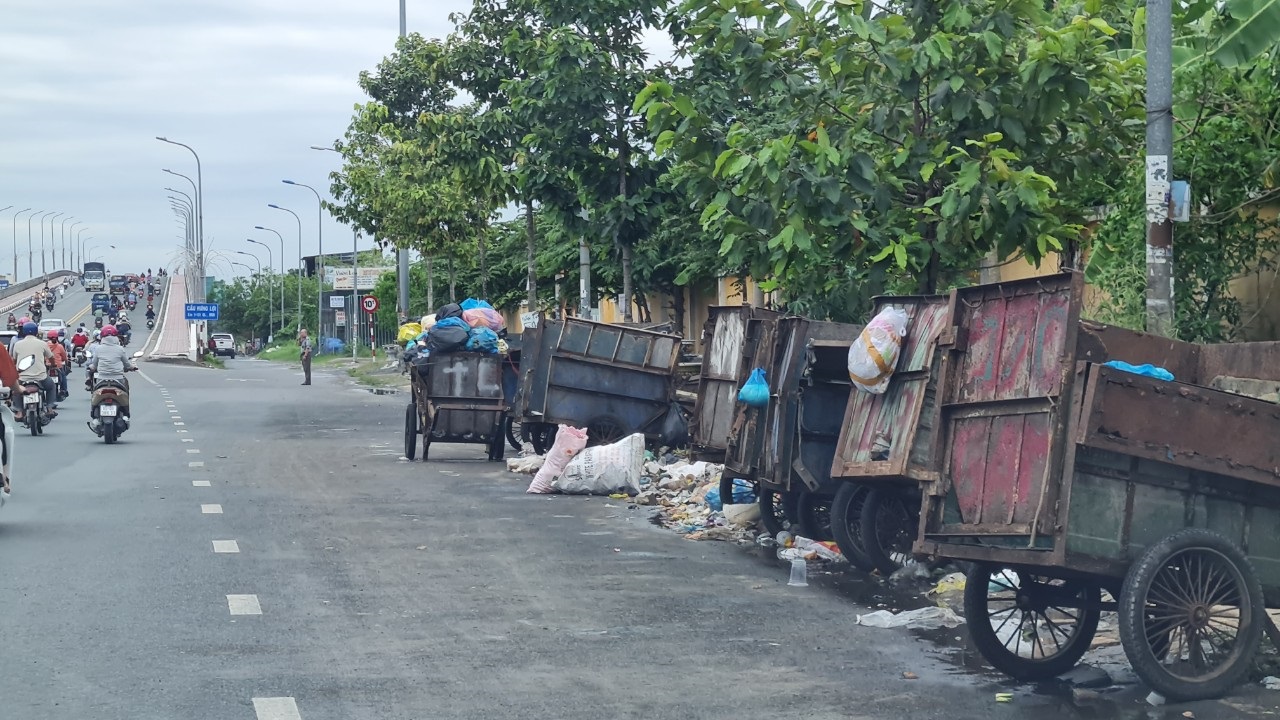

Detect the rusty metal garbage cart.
[
  {"left": 826, "top": 292, "right": 953, "bottom": 574},
  {"left": 514, "top": 316, "right": 682, "bottom": 452},
  {"left": 404, "top": 351, "right": 507, "bottom": 462},
  {"left": 914, "top": 272, "right": 1280, "bottom": 701}
]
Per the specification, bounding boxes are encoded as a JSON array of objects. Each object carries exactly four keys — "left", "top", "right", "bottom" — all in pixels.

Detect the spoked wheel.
[
  {"left": 505, "top": 417, "right": 523, "bottom": 452},
  {"left": 795, "top": 490, "right": 834, "bottom": 542},
  {"left": 758, "top": 488, "right": 796, "bottom": 538},
  {"left": 586, "top": 415, "right": 626, "bottom": 447},
  {"left": 403, "top": 402, "right": 418, "bottom": 461},
  {"left": 964, "top": 564, "right": 1101, "bottom": 681},
  {"left": 830, "top": 483, "right": 875, "bottom": 572},
  {"left": 1118, "top": 529, "right": 1264, "bottom": 701},
  {"left": 528, "top": 423, "right": 557, "bottom": 455},
  {"left": 858, "top": 488, "right": 919, "bottom": 574}
]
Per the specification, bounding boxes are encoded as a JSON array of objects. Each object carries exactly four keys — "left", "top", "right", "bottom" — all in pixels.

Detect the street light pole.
[
  {"left": 396, "top": 0, "right": 411, "bottom": 324},
  {"left": 283, "top": 179, "right": 324, "bottom": 348},
  {"left": 255, "top": 226, "right": 286, "bottom": 331},
  {"left": 157, "top": 137, "right": 205, "bottom": 301},
  {"left": 76, "top": 228, "right": 88, "bottom": 269},
  {"left": 42, "top": 212, "right": 63, "bottom": 277},
  {"left": 63, "top": 219, "right": 81, "bottom": 271},
  {"left": 11, "top": 208, "right": 31, "bottom": 282},
  {"left": 245, "top": 240, "right": 274, "bottom": 338},
  {"left": 31, "top": 211, "right": 52, "bottom": 280},
  {"left": 268, "top": 205, "right": 303, "bottom": 334}
]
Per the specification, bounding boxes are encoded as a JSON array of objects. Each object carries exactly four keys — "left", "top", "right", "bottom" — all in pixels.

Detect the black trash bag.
[
  {"left": 657, "top": 402, "right": 689, "bottom": 449},
  {"left": 435, "top": 303, "right": 463, "bottom": 321},
  {"left": 425, "top": 323, "right": 469, "bottom": 353}
]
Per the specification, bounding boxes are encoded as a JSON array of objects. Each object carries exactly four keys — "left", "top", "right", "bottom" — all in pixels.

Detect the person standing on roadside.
[{"left": 298, "top": 328, "right": 313, "bottom": 385}]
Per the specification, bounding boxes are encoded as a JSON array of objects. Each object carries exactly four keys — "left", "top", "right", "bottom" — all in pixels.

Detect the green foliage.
[
  {"left": 640, "top": 0, "right": 1142, "bottom": 314},
  {"left": 1087, "top": 57, "right": 1280, "bottom": 341}
]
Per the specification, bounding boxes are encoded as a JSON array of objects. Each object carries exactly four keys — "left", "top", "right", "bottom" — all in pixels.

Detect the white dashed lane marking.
[
  {"left": 213, "top": 540, "right": 239, "bottom": 553},
  {"left": 201, "top": 504, "right": 222, "bottom": 514},
  {"left": 190, "top": 461, "right": 204, "bottom": 468},
  {"left": 187, "top": 448, "right": 200, "bottom": 454},
  {"left": 174, "top": 422, "right": 185, "bottom": 426},
  {"left": 227, "top": 594, "right": 262, "bottom": 615},
  {"left": 253, "top": 697, "right": 301, "bottom": 720},
  {"left": 192, "top": 480, "right": 211, "bottom": 487},
  {"left": 182, "top": 438, "right": 194, "bottom": 443}
]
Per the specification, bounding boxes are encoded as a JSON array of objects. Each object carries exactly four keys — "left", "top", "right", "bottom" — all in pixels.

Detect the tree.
[{"left": 640, "top": 0, "right": 1142, "bottom": 318}]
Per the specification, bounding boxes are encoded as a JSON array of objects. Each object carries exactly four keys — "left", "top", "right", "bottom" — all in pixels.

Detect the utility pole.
[
  {"left": 1145, "top": 0, "right": 1175, "bottom": 336},
  {"left": 577, "top": 208, "right": 591, "bottom": 318},
  {"left": 395, "top": 0, "right": 411, "bottom": 323}
]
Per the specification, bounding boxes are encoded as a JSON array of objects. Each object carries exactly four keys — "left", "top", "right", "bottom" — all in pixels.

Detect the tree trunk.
[
  {"left": 616, "top": 94, "right": 632, "bottom": 322},
  {"left": 477, "top": 225, "right": 489, "bottom": 299},
  {"left": 672, "top": 284, "right": 686, "bottom": 337},
  {"left": 525, "top": 199, "right": 537, "bottom": 311},
  {"left": 448, "top": 256, "right": 457, "bottom": 302},
  {"left": 427, "top": 256, "right": 435, "bottom": 312}
]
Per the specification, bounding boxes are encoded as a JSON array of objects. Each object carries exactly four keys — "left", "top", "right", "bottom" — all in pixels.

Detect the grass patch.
[
  {"left": 203, "top": 355, "right": 226, "bottom": 369},
  {"left": 259, "top": 342, "right": 301, "bottom": 362}
]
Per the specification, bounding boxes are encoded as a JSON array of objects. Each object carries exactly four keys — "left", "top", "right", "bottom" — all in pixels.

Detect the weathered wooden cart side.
[
  {"left": 514, "top": 316, "right": 682, "bottom": 446},
  {"left": 405, "top": 351, "right": 507, "bottom": 462},
  {"left": 915, "top": 272, "right": 1280, "bottom": 700},
  {"left": 830, "top": 294, "right": 954, "bottom": 483},
  {"left": 752, "top": 317, "right": 862, "bottom": 494},
  {"left": 690, "top": 305, "right": 782, "bottom": 471}
]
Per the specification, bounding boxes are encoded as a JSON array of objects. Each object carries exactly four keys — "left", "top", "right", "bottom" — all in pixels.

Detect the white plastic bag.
[
  {"left": 855, "top": 606, "right": 963, "bottom": 630},
  {"left": 848, "top": 306, "right": 909, "bottom": 394},
  {"left": 554, "top": 433, "right": 646, "bottom": 495},
  {"left": 526, "top": 425, "right": 588, "bottom": 493}
]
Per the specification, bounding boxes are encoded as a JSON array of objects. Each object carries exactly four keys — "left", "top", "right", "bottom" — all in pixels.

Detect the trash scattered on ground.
[
  {"left": 1057, "top": 665, "right": 1111, "bottom": 689},
  {"left": 1263, "top": 676, "right": 1280, "bottom": 690},
  {"left": 855, "top": 606, "right": 964, "bottom": 630},
  {"left": 1146, "top": 691, "right": 1166, "bottom": 706},
  {"left": 507, "top": 455, "right": 544, "bottom": 474},
  {"left": 995, "top": 693, "right": 1013, "bottom": 703},
  {"left": 554, "top": 433, "right": 646, "bottom": 495},
  {"left": 902, "top": 671, "right": 918, "bottom": 680}
]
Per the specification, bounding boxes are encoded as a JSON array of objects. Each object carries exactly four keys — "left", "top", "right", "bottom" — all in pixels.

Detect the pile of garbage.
[
  {"left": 401, "top": 299, "right": 506, "bottom": 365},
  {"left": 505, "top": 426, "right": 844, "bottom": 556}
]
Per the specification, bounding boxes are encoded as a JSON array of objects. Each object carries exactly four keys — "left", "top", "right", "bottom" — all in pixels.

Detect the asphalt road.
[{"left": 2, "top": 346, "right": 1280, "bottom": 720}]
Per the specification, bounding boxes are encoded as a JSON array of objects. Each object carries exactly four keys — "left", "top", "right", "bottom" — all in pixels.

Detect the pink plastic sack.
[
  {"left": 462, "top": 309, "right": 489, "bottom": 329},
  {"left": 526, "top": 425, "right": 589, "bottom": 493},
  {"left": 481, "top": 307, "right": 505, "bottom": 333}
]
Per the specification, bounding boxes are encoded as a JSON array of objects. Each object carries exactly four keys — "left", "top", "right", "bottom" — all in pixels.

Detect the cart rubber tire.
[
  {"left": 586, "top": 415, "right": 627, "bottom": 447},
  {"left": 859, "top": 488, "right": 918, "bottom": 575},
  {"left": 529, "top": 423, "right": 557, "bottom": 455},
  {"left": 964, "top": 563, "right": 1101, "bottom": 681},
  {"left": 1117, "top": 528, "right": 1264, "bottom": 702},
  {"left": 795, "top": 490, "right": 834, "bottom": 542},
  {"left": 505, "top": 417, "right": 523, "bottom": 452},
  {"left": 830, "top": 483, "right": 876, "bottom": 572},
  {"left": 403, "top": 402, "right": 417, "bottom": 461},
  {"left": 758, "top": 489, "right": 793, "bottom": 538}
]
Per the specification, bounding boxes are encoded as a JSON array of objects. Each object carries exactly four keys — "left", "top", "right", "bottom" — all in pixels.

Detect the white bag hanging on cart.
[{"left": 848, "top": 306, "right": 909, "bottom": 394}]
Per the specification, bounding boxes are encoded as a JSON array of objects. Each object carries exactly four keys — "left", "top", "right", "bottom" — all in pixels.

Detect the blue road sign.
[{"left": 184, "top": 303, "right": 220, "bottom": 321}]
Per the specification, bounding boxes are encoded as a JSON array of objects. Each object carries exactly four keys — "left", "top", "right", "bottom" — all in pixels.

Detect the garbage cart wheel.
[
  {"left": 795, "top": 490, "right": 834, "bottom": 542},
  {"left": 964, "top": 564, "right": 1101, "bottom": 681},
  {"left": 586, "top": 415, "right": 626, "bottom": 447},
  {"left": 1118, "top": 528, "right": 1264, "bottom": 702},
  {"left": 830, "top": 483, "right": 876, "bottom": 572},
  {"left": 757, "top": 489, "right": 796, "bottom": 538},
  {"left": 858, "top": 488, "right": 918, "bottom": 574},
  {"left": 505, "top": 417, "right": 523, "bottom": 452},
  {"left": 403, "top": 402, "right": 418, "bottom": 461},
  {"left": 529, "top": 423, "right": 558, "bottom": 454}
]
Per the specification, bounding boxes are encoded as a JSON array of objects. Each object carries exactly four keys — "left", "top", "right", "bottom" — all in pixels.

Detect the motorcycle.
[
  {"left": 30, "top": 308, "right": 42, "bottom": 323},
  {"left": 146, "top": 318, "right": 155, "bottom": 330},
  {"left": 14, "top": 355, "right": 48, "bottom": 436},
  {"left": 89, "top": 354, "right": 142, "bottom": 444},
  {"left": 94, "top": 316, "right": 103, "bottom": 329},
  {"left": 126, "top": 300, "right": 137, "bottom": 311},
  {"left": 0, "top": 388, "right": 13, "bottom": 508},
  {"left": 44, "top": 298, "right": 54, "bottom": 312},
  {"left": 74, "top": 347, "right": 87, "bottom": 366}
]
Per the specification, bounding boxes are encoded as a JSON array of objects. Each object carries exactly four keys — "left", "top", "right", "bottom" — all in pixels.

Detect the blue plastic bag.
[
  {"left": 460, "top": 298, "right": 489, "bottom": 311},
  {"left": 1102, "top": 360, "right": 1174, "bottom": 382},
  {"left": 737, "top": 368, "right": 770, "bottom": 408},
  {"left": 705, "top": 478, "right": 757, "bottom": 511},
  {"left": 465, "top": 327, "right": 499, "bottom": 353}
]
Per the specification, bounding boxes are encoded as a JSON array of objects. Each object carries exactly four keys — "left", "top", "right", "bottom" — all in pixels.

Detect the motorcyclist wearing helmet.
[
  {"left": 117, "top": 314, "right": 132, "bottom": 346},
  {"left": 145, "top": 305, "right": 156, "bottom": 322},
  {"left": 6, "top": 313, "right": 15, "bottom": 331},
  {"left": 13, "top": 322, "right": 56, "bottom": 418},
  {"left": 71, "top": 326, "right": 90, "bottom": 351},
  {"left": 86, "top": 325, "right": 135, "bottom": 414},
  {"left": 47, "top": 330, "right": 68, "bottom": 399}
]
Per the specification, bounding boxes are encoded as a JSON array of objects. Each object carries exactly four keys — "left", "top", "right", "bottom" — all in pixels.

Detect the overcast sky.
[{"left": 0, "top": 0, "right": 471, "bottom": 283}]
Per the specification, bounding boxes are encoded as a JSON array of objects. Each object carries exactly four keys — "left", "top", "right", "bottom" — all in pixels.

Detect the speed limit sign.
[{"left": 361, "top": 295, "right": 380, "bottom": 314}]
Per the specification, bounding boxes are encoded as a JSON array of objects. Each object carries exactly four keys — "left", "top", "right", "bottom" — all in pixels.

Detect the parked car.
[{"left": 210, "top": 333, "right": 236, "bottom": 358}]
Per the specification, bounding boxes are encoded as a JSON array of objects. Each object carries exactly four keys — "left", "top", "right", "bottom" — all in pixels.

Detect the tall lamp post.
[
  {"left": 31, "top": 211, "right": 53, "bottom": 279},
  {"left": 254, "top": 226, "right": 286, "bottom": 331},
  {"left": 76, "top": 228, "right": 89, "bottom": 269},
  {"left": 283, "top": 179, "right": 324, "bottom": 347},
  {"left": 236, "top": 250, "right": 267, "bottom": 341},
  {"left": 246, "top": 239, "right": 274, "bottom": 338},
  {"left": 157, "top": 137, "right": 205, "bottom": 301},
  {"left": 268, "top": 204, "right": 303, "bottom": 335},
  {"left": 41, "top": 212, "right": 63, "bottom": 276},
  {"left": 11, "top": 208, "right": 31, "bottom": 281},
  {"left": 64, "top": 219, "right": 82, "bottom": 271}
]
